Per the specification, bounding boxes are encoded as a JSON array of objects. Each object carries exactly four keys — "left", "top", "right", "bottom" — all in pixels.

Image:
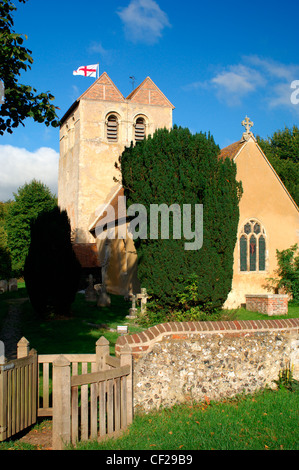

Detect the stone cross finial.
[{"left": 242, "top": 116, "right": 254, "bottom": 134}]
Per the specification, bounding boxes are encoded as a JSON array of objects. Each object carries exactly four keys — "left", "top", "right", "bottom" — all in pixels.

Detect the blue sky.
[{"left": 1, "top": 0, "right": 299, "bottom": 200}]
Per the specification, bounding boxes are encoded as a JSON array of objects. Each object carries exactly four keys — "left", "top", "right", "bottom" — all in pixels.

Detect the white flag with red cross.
[{"left": 73, "top": 64, "right": 99, "bottom": 78}]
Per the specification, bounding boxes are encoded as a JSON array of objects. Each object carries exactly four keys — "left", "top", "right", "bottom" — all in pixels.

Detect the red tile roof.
[
  {"left": 73, "top": 243, "right": 100, "bottom": 268},
  {"left": 219, "top": 140, "right": 245, "bottom": 161}
]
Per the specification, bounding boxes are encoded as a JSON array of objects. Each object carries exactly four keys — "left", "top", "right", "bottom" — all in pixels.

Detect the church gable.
[
  {"left": 79, "top": 72, "right": 125, "bottom": 103},
  {"left": 126, "top": 77, "right": 174, "bottom": 108},
  {"left": 219, "top": 115, "right": 298, "bottom": 214},
  {"left": 222, "top": 136, "right": 298, "bottom": 213}
]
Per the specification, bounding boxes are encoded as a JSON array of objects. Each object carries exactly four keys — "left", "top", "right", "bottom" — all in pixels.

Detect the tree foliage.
[
  {"left": 24, "top": 207, "right": 81, "bottom": 318},
  {"left": 24, "top": 207, "right": 81, "bottom": 317},
  {"left": 0, "top": 200, "right": 12, "bottom": 278},
  {"left": 0, "top": 0, "right": 60, "bottom": 134},
  {"left": 5, "top": 180, "right": 57, "bottom": 276},
  {"left": 120, "top": 126, "right": 242, "bottom": 319},
  {"left": 266, "top": 244, "right": 299, "bottom": 302},
  {"left": 257, "top": 125, "right": 299, "bottom": 206}
]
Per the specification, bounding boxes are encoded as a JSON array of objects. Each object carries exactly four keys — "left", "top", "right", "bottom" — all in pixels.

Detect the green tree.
[
  {"left": 0, "top": 246, "right": 11, "bottom": 279},
  {"left": 0, "top": 0, "right": 60, "bottom": 134},
  {"left": 0, "top": 200, "right": 12, "bottom": 248},
  {"left": 0, "top": 201, "right": 13, "bottom": 279},
  {"left": 24, "top": 207, "right": 81, "bottom": 318},
  {"left": 266, "top": 244, "right": 299, "bottom": 302},
  {"left": 120, "top": 126, "right": 242, "bottom": 319},
  {"left": 5, "top": 180, "right": 57, "bottom": 276},
  {"left": 257, "top": 125, "right": 299, "bottom": 206}
]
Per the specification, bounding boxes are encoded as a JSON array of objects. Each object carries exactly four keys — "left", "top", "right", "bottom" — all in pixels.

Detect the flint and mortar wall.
[{"left": 116, "top": 319, "right": 299, "bottom": 412}]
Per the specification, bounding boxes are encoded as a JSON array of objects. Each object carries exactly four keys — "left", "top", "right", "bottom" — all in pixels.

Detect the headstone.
[
  {"left": 126, "top": 294, "right": 137, "bottom": 319},
  {"left": 140, "top": 288, "right": 147, "bottom": 315},
  {"left": 8, "top": 278, "right": 18, "bottom": 292},
  {"left": 96, "top": 284, "right": 111, "bottom": 307},
  {"left": 136, "top": 288, "right": 148, "bottom": 315},
  {"left": 0, "top": 280, "right": 8, "bottom": 294},
  {"left": 85, "top": 274, "right": 97, "bottom": 302}
]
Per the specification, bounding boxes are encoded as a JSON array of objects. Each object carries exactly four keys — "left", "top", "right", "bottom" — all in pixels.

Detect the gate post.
[
  {"left": 0, "top": 341, "right": 7, "bottom": 442},
  {"left": 120, "top": 344, "right": 133, "bottom": 425},
  {"left": 96, "top": 336, "right": 110, "bottom": 370},
  {"left": 17, "top": 337, "right": 29, "bottom": 358},
  {"left": 52, "top": 355, "right": 71, "bottom": 450}
]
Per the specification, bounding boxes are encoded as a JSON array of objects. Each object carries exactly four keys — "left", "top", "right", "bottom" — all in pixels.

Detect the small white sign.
[{"left": 117, "top": 326, "right": 128, "bottom": 334}]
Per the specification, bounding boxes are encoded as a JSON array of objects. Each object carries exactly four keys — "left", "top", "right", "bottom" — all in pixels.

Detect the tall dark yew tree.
[
  {"left": 120, "top": 126, "right": 242, "bottom": 315},
  {"left": 24, "top": 207, "right": 81, "bottom": 318}
]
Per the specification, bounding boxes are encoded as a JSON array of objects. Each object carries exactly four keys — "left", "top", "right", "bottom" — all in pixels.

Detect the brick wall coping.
[
  {"left": 245, "top": 294, "right": 289, "bottom": 298},
  {"left": 115, "top": 318, "right": 299, "bottom": 356}
]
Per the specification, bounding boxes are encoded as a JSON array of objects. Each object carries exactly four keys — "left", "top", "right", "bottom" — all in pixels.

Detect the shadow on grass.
[{"left": 19, "top": 291, "right": 133, "bottom": 355}]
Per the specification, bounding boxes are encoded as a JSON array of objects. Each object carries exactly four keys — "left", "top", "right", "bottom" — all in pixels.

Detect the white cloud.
[
  {"left": 245, "top": 55, "right": 299, "bottom": 81},
  {"left": 116, "top": 0, "right": 171, "bottom": 44},
  {"left": 0, "top": 145, "right": 59, "bottom": 201},
  {"left": 211, "top": 65, "right": 266, "bottom": 105},
  {"left": 184, "top": 56, "right": 299, "bottom": 111}
]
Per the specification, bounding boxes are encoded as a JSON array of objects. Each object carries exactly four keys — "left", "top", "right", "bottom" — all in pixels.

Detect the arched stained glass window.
[
  {"left": 239, "top": 219, "right": 267, "bottom": 272},
  {"left": 240, "top": 235, "right": 247, "bottom": 272},
  {"left": 259, "top": 235, "right": 266, "bottom": 271},
  {"left": 249, "top": 235, "right": 256, "bottom": 271}
]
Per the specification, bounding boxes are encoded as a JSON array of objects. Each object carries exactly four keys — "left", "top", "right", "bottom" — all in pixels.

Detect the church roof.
[
  {"left": 60, "top": 72, "right": 174, "bottom": 124},
  {"left": 219, "top": 140, "right": 245, "bottom": 161},
  {"left": 126, "top": 76, "right": 175, "bottom": 109},
  {"left": 73, "top": 243, "right": 101, "bottom": 268},
  {"left": 78, "top": 72, "right": 126, "bottom": 102}
]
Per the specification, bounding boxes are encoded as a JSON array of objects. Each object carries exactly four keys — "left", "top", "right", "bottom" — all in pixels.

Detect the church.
[{"left": 58, "top": 72, "right": 299, "bottom": 308}]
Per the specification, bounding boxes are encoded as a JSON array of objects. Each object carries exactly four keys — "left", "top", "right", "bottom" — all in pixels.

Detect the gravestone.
[
  {"left": 8, "top": 278, "right": 18, "bottom": 292},
  {"left": 96, "top": 283, "right": 111, "bottom": 307},
  {"left": 126, "top": 288, "right": 148, "bottom": 319},
  {"left": 126, "top": 294, "right": 137, "bottom": 319},
  {"left": 0, "top": 280, "right": 8, "bottom": 294},
  {"left": 85, "top": 274, "right": 97, "bottom": 302}
]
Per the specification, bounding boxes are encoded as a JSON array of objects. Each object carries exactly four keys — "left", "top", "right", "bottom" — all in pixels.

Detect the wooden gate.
[
  {"left": 0, "top": 336, "right": 133, "bottom": 449},
  {"left": 0, "top": 339, "right": 38, "bottom": 441},
  {"left": 52, "top": 337, "right": 133, "bottom": 450}
]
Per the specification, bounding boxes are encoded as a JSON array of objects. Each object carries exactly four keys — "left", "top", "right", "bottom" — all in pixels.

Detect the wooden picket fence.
[
  {"left": 0, "top": 337, "right": 133, "bottom": 449},
  {"left": 0, "top": 338, "right": 38, "bottom": 441}
]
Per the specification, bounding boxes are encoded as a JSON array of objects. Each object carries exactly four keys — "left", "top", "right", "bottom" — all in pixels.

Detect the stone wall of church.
[
  {"left": 58, "top": 105, "right": 81, "bottom": 239},
  {"left": 59, "top": 97, "right": 172, "bottom": 244},
  {"left": 226, "top": 139, "right": 299, "bottom": 309},
  {"left": 116, "top": 319, "right": 299, "bottom": 412}
]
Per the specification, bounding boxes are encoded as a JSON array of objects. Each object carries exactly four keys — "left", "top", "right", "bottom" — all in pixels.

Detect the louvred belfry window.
[
  {"left": 106, "top": 114, "right": 118, "bottom": 142},
  {"left": 134, "top": 117, "right": 146, "bottom": 141},
  {"left": 239, "top": 219, "right": 267, "bottom": 272}
]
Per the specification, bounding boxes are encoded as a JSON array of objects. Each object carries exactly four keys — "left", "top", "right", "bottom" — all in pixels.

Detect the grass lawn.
[
  {"left": 17, "top": 286, "right": 144, "bottom": 355},
  {"left": 68, "top": 387, "right": 298, "bottom": 451},
  {"left": 0, "top": 282, "right": 298, "bottom": 356}
]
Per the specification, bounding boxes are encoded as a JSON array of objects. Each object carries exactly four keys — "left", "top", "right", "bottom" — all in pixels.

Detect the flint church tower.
[{"left": 58, "top": 72, "right": 174, "bottom": 295}]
